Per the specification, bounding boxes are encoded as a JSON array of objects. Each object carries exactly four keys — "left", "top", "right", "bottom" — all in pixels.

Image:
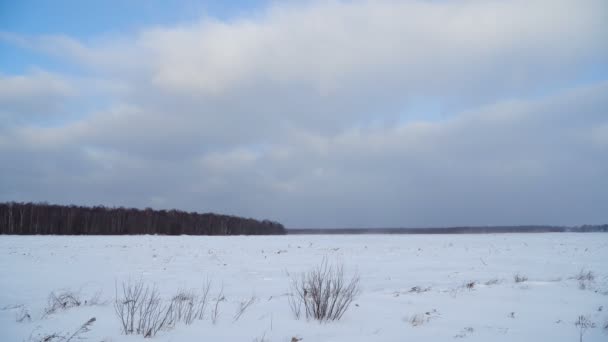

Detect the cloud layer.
[{"left": 1, "top": 0, "right": 607, "bottom": 227}]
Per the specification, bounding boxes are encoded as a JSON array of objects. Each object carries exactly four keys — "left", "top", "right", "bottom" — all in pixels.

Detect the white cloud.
[
  {"left": 4, "top": 0, "right": 606, "bottom": 97},
  {"left": 137, "top": 0, "right": 607, "bottom": 96},
  {"left": 0, "top": 71, "right": 74, "bottom": 120}
]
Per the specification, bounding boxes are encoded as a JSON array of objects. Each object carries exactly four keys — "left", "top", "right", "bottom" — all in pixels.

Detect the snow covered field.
[{"left": 1, "top": 233, "right": 607, "bottom": 342}]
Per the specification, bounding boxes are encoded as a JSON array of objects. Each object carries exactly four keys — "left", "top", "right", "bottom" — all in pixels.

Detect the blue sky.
[
  {"left": 1, "top": 0, "right": 607, "bottom": 227},
  {"left": 0, "top": 1, "right": 267, "bottom": 35},
  {"left": 1, "top": 0, "right": 269, "bottom": 73}
]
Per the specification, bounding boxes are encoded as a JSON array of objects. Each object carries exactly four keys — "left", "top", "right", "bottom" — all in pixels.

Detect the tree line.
[
  {"left": 288, "top": 225, "right": 608, "bottom": 234},
  {"left": 0, "top": 202, "right": 285, "bottom": 235}
]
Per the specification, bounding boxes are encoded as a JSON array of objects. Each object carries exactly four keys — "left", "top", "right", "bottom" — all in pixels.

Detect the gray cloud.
[{"left": 0, "top": 0, "right": 607, "bottom": 227}]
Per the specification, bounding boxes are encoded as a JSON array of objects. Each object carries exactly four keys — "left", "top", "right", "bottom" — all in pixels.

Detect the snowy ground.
[{"left": 1, "top": 233, "right": 607, "bottom": 342}]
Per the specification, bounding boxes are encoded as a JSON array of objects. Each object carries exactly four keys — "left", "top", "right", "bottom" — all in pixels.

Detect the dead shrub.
[
  {"left": 408, "top": 309, "right": 440, "bottom": 327},
  {"left": 114, "top": 279, "right": 144, "bottom": 335},
  {"left": 167, "top": 286, "right": 211, "bottom": 326},
  {"left": 576, "top": 269, "right": 595, "bottom": 290},
  {"left": 114, "top": 280, "right": 172, "bottom": 338},
  {"left": 575, "top": 315, "right": 595, "bottom": 342},
  {"left": 138, "top": 287, "right": 171, "bottom": 337},
  {"left": 454, "top": 326, "right": 474, "bottom": 338},
  {"left": 409, "top": 286, "right": 431, "bottom": 293},
  {"left": 576, "top": 269, "right": 595, "bottom": 282},
  {"left": 484, "top": 278, "right": 501, "bottom": 286},
  {"left": 44, "top": 291, "right": 82, "bottom": 317},
  {"left": 114, "top": 279, "right": 215, "bottom": 337},
  {"left": 16, "top": 306, "right": 31, "bottom": 323},
  {"left": 514, "top": 273, "right": 528, "bottom": 283},
  {"left": 43, "top": 289, "right": 102, "bottom": 318},
  {"left": 408, "top": 313, "right": 427, "bottom": 326},
  {"left": 288, "top": 259, "right": 360, "bottom": 322}
]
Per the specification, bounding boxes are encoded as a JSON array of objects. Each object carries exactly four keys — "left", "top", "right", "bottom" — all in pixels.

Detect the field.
[{"left": 1, "top": 233, "right": 607, "bottom": 341}]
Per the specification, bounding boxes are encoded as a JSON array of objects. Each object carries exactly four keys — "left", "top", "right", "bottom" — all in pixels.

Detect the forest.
[{"left": 0, "top": 202, "right": 285, "bottom": 235}]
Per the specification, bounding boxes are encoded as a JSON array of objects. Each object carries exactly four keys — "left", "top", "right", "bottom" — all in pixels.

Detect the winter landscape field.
[{"left": 1, "top": 233, "right": 607, "bottom": 342}]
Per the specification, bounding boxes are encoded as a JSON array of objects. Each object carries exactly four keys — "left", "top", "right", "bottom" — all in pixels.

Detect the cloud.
[
  {"left": 138, "top": 0, "right": 607, "bottom": 97},
  {"left": 0, "top": 71, "right": 74, "bottom": 121},
  {"left": 2, "top": 81, "right": 606, "bottom": 226},
  {"left": 5, "top": 0, "right": 607, "bottom": 96},
  {"left": 0, "top": 0, "right": 606, "bottom": 226}
]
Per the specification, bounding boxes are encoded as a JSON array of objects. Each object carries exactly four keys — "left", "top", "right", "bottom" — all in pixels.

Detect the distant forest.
[
  {"left": 0, "top": 202, "right": 285, "bottom": 235},
  {"left": 288, "top": 225, "right": 608, "bottom": 234}
]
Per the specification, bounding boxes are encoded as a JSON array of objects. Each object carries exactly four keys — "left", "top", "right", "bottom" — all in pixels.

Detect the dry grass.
[
  {"left": 167, "top": 282, "right": 212, "bottom": 326},
  {"left": 114, "top": 279, "right": 216, "bottom": 337},
  {"left": 28, "top": 317, "right": 96, "bottom": 342},
  {"left": 211, "top": 285, "right": 224, "bottom": 325},
  {"left": 233, "top": 295, "right": 257, "bottom": 322}
]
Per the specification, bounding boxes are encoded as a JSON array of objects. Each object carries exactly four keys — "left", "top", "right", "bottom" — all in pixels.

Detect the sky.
[{"left": 1, "top": 0, "right": 607, "bottom": 228}]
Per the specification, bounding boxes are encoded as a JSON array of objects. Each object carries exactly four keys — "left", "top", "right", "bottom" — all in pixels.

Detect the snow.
[{"left": 1, "top": 233, "right": 607, "bottom": 341}]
